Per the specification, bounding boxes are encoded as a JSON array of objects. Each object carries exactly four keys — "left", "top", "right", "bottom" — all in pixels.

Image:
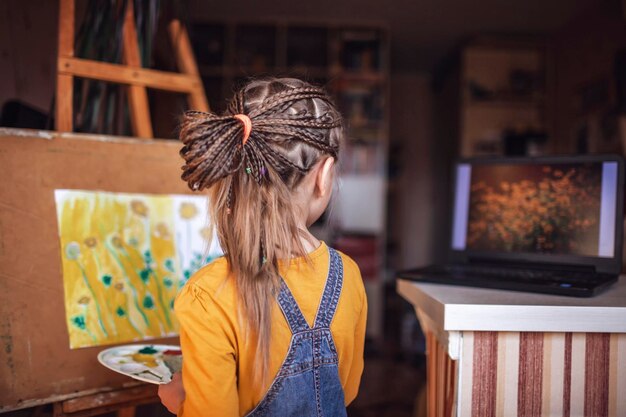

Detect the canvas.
[{"left": 54, "top": 190, "right": 222, "bottom": 349}]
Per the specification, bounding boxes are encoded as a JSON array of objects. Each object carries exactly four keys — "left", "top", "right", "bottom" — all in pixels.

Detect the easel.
[
  {"left": 56, "top": 0, "right": 209, "bottom": 138},
  {"left": 50, "top": 1, "right": 207, "bottom": 415}
]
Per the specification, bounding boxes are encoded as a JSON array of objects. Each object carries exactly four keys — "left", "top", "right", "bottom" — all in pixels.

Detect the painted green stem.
[
  {"left": 104, "top": 240, "right": 151, "bottom": 328},
  {"left": 91, "top": 251, "right": 117, "bottom": 334},
  {"left": 122, "top": 249, "right": 172, "bottom": 329},
  {"left": 121, "top": 294, "right": 143, "bottom": 337},
  {"left": 76, "top": 262, "right": 109, "bottom": 338},
  {"left": 149, "top": 269, "right": 173, "bottom": 328},
  {"left": 142, "top": 216, "right": 172, "bottom": 328},
  {"left": 86, "top": 327, "right": 98, "bottom": 342},
  {"left": 142, "top": 216, "right": 172, "bottom": 327}
]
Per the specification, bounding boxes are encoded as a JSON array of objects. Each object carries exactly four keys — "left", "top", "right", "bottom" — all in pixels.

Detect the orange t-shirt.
[{"left": 175, "top": 242, "right": 367, "bottom": 417}]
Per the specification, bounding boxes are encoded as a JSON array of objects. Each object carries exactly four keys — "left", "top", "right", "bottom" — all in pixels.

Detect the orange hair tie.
[{"left": 233, "top": 114, "right": 252, "bottom": 145}]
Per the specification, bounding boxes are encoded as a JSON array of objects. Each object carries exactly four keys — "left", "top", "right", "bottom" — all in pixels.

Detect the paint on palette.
[{"left": 54, "top": 190, "right": 222, "bottom": 349}]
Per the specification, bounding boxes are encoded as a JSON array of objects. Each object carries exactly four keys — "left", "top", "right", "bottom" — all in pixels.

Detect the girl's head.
[{"left": 178, "top": 78, "right": 343, "bottom": 380}]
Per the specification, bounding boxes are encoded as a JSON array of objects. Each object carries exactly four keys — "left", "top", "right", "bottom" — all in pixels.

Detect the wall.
[
  {"left": 549, "top": 1, "right": 626, "bottom": 153},
  {"left": 388, "top": 73, "right": 435, "bottom": 269},
  {"left": 549, "top": 1, "right": 626, "bottom": 271},
  {"left": 0, "top": 0, "right": 58, "bottom": 112}
]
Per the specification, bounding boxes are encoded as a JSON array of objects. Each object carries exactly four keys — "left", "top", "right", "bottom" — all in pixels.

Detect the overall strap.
[
  {"left": 277, "top": 280, "right": 310, "bottom": 334},
  {"left": 313, "top": 247, "right": 344, "bottom": 329}
]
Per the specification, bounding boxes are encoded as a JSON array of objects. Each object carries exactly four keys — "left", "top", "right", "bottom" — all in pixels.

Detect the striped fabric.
[{"left": 428, "top": 331, "right": 626, "bottom": 417}]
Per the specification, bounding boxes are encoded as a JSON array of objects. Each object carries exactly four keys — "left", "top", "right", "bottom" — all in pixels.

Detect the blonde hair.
[{"left": 178, "top": 78, "right": 343, "bottom": 382}]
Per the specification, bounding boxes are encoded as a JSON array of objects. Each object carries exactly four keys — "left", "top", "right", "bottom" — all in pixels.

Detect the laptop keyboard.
[
  {"left": 399, "top": 262, "right": 620, "bottom": 296},
  {"left": 419, "top": 264, "right": 612, "bottom": 285}
]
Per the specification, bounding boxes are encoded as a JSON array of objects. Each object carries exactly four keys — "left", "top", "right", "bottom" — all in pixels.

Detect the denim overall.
[{"left": 246, "top": 247, "right": 347, "bottom": 417}]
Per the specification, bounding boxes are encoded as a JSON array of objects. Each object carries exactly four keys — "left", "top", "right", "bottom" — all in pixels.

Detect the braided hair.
[
  {"left": 179, "top": 80, "right": 341, "bottom": 190},
  {"left": 177, "top": 78, "right": 343, "bottom": 385}
]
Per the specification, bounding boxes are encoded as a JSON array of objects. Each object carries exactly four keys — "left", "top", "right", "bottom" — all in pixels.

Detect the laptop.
[{"left": 398, "top": 155, "right": 625, "bottom": 297}]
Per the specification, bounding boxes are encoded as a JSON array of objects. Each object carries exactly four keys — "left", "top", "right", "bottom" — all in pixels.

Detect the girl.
[{"left": 159, "top": 78, "right": 367, "bottom": 416}]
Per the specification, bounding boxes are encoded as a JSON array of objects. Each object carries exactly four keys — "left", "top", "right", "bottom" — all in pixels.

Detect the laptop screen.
[{"left": 451, "top": 158, "right": 623, "bottom": 263}]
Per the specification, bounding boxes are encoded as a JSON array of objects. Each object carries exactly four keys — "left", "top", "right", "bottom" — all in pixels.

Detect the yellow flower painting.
[{"left": 55, "top": 190, "right": 222, "bottom": 349}]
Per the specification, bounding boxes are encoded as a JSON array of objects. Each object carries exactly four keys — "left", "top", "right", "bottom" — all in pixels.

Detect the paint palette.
[{"left": 97, "top": 344, "right": 181, "bottom": 384}]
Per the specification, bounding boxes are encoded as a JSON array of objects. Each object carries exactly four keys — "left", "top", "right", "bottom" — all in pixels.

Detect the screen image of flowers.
[
  {"left": 466, "top": 163, "right": 602, "bottom": 256},
  {"left": 54, "top": 190, "right": 222, "bottom": 349}
]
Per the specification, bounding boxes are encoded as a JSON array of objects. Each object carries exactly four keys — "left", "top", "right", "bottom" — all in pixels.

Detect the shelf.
[
  {"left": 281, "top": 66, "right": 329, "bottom": 79},
  {"left": 355, "top": 130, "right": 386, "bottom": 137},
  {"left": 465, "top": 98, "right": 545, "bottom": 109},
  {"left": 346, "top": 124, "right": 385, "bottom": 135},
  {"left": 198, "top": 65, "right": 226, "bottom": 77},
  {"left": 200, "top": 69, "right": 330, "bottom": 85},
  {"left": 286, "top": 26, "right": 328, "bottom": 68},
  {"left": 191, "top": 23, "right": 226, "bottom": 67},
  {"left": 330, "top": 70, "right": 386, "bottom": 84},
  {"left": 234, "top": 24, "right": 277, "bottom": 69},
  {"left": 441, "top": 37, "right": 550, "bottom": 157}
]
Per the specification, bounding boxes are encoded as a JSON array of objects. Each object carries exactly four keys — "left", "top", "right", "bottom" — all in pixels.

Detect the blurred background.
[{"left": 1, "top": 0, "right": 625, "bottom": 416}]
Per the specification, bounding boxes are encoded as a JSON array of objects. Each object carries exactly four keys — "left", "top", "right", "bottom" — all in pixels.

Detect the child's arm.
[
  {"left": 343, "top": 289, "right": 368, "bottom": 405},
  {"left": 158, "top": 372, "right": 185, "bottom": 414},
  {"left": 174, "top": 283, "right": 239, "bottom": 417}
]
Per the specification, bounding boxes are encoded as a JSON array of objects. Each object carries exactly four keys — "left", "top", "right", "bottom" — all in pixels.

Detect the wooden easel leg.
[
  {"left": 56, "top": 0, "right": 75, "bottom": 132},
  {"left": 168, "top": 20, "right": 209, "bottom": 112},
  {"left": 116, "top": 406, "right": 136, "bottom": 417},
  {"left": 56, "top": 74, "right": 74, "bottom": 132},
  {"left": 122, "top": 1, "right": 153, "bottom": 139}
]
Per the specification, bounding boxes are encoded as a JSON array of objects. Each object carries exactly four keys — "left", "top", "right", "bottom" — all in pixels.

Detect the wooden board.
[{"left": 0, "top": 128, "right": 196, "bottom": 411}]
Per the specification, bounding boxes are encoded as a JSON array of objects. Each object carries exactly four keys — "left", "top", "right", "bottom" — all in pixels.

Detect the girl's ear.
[{"left": 315, "top": 157, "right": 335, "bottom": 197}]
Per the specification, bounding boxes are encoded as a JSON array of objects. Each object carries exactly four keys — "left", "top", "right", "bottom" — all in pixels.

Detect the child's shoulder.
[
  {"left": 179, "top": 256, "right": 236, "bottom": 301},
  {"left": 174, "top": 256, "right": 239, "bottom": 329},
  {"left": 331, "top": 247, "right": 365, "bottom": 293},
  {"left": 333, "top": 249, "right": 360, "bottom": 274}
]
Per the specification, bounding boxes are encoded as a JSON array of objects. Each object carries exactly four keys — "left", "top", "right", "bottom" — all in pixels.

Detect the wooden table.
[{"left": 397, "top": 276, "right": 626, "bottom": 417}]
